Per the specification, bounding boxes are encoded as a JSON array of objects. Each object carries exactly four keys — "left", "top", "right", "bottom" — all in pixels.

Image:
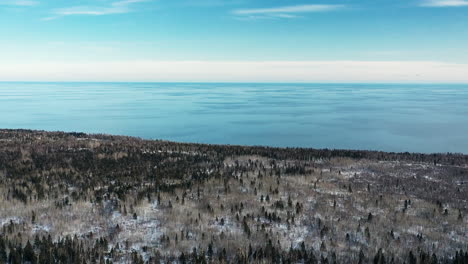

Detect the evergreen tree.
[
  {"left": 207, "top": 242, "right": 213, "bottom": 259},
  {"left": 358, "top": 249, "right": 366, "bottom": 264},
  {"left": 23, "top": 241, "right": 36, "bottom": 264},
  {"left": 373, "top": 248, "right": 385, "bottom": 264},
  {"left": 0, "top": 238, "right": 7, "bottom": 263},
  {"left": 408, "top": 250, "right": 417, "bottom": 264}
]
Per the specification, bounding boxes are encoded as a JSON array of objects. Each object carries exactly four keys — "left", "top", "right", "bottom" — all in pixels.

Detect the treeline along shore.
[{"left": 0, "top": 129, "right": 467, "bottom": 263}]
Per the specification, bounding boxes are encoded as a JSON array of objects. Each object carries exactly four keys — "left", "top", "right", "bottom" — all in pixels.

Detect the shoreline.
[{"left": 1, "top": 128, "right": 468, "bottom": 165}]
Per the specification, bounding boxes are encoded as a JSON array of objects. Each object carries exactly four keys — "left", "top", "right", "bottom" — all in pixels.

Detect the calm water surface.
[{"left": 1, "top": 82, "right": 467, "bottom": 153}]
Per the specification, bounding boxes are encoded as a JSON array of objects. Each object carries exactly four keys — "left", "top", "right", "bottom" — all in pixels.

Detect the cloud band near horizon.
[{"left": 1, "top": 60, "right": 467, "bottom": 83}]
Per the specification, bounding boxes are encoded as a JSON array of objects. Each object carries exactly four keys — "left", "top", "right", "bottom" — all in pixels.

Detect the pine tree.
[
  {"left": 243, "top": 219, "right": 251, "bottom": 237},
  {"left": 408, "top": 250, "right": 417, "bottom": 264},
  {"left": 0, "top": 237, "right": 6, "bottom": 263},
  {"left": 23, "top": 240, "right": 36, "bottom": 264},
  {"left": 368, "top": 213, "right": 373, "bottom": 222},
  {"left": 207, "top": 242, "right": 213, "bottom": 259},
  {"left": 358, "top": 249, "right": 365, "bottom": 264},
  {"left": 31, "top": 211, "right": 36, "bottom": 224},
  {"left": 373, "top": 248, "right": 385, "bottom": 264}
]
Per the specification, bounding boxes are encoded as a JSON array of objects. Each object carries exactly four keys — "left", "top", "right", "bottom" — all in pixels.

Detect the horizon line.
[{"left": 1, "top": 81, "right": 468, "bottom": 85}]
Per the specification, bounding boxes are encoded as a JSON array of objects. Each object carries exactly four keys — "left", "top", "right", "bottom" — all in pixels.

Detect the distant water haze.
[{"left": 1, "top": 82, "right": 467, "bottom": 154}]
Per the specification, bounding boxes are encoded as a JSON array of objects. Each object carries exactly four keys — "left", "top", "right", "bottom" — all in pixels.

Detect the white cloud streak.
[
  {"left": 421, "top": 0, "right": 468, "bottom": 6},
  {"left": 181, "top": 0, "right": 244, "bottom": 7},
  {"left": 233, "top": 4, "right": 345, "bottom": 15},
  {"left": 44, "top": 0, "right": 147, "bottom": 20},
  {"left": 232, "top": 4, "right": 344, "bottom": 18},
  {"left": 0, "top": 0, "right": 38, "bottom": 6},
  {"left": 1, "top": 61, "right": 467, "bottom": 83}
]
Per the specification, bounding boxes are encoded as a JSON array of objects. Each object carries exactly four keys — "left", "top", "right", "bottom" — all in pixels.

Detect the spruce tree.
[{"left": 23, "top": 241, "right": 36, "bottom": 264}]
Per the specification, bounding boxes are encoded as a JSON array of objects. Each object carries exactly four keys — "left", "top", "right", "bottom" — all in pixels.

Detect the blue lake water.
[{"left": 1, "top": 82, "right": 467, "bottom": 154}]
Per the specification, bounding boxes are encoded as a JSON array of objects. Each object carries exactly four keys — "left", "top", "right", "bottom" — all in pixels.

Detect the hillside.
[{"left": 0, "top": 129, "right": 467, "bottom": 264}]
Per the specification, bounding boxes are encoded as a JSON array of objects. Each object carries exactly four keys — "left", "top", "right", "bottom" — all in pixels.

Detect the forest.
[{"left": 0, "top": 129, "right": 467, "bottom": 263}]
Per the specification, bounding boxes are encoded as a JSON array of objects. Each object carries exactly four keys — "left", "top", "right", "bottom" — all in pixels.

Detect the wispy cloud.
[
  {"left": 420, "top": 0, "right": 468, "bottom": 6},
  {"left": 232, "top": 4, "right": 345, "bottom": 19},
  {"left": 44, "top": 0, "right": 148, "bottom": 20},
  {"left": 180, "top": 0, "right": 244, "bottom": 7},
  {"left": 0, "top": 0, "right": 38, "bottom": 6}
]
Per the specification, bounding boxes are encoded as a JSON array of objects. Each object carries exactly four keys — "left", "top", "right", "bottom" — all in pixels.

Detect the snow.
[
  {"left": 276, "top": 222, "right": 309, "bottom": 247},
  {"left": 208, "top": 217, "right": 242, "bottom": 235},
  {"left": 406, "top": 225, "right": 423, "bottom": 236},
  {"left": 0, "top": 216, "right": 23, "bottom": 227},
  {"left": 448, "top": 230, "right": 468, "bottom": 243},
  {"left": 423, "top": 175, "right": 439, "bottom": 182},
  {"left": 32, "top": 224, "right": 52, "bottom": 233}
]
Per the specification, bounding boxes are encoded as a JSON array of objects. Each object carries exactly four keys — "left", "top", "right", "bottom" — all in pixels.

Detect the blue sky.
[{"left": 1, "top": 0, "right": 468, "bottom": 82}]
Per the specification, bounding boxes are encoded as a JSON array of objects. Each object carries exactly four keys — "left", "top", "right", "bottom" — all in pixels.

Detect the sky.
[{"left": 1, "top": 0, "right": 468, "bottom": 82}]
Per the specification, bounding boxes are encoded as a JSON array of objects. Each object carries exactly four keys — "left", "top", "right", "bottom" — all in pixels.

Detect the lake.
[{"left": 1, "top": 82, "right": 467, "bottom": 153}]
